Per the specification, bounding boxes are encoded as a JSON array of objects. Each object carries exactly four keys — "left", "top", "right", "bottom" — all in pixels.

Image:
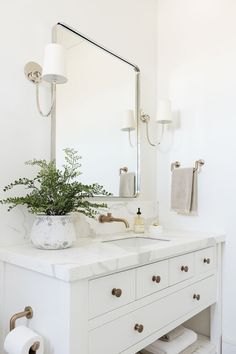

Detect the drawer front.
[
  {"left": 89, "top": 276, "right": 216, "bottom": 354},
  {"left": 169, "top": 253, "right": 194, "bottom": 285},
  {"left": 195, "top": 247, "right": 215, "bottom": 275},
  {"left": 191, "top": 275, "right": 216, "bottom": 307},
  {"left": 89, "top": 269, "right": 135, "bottom": 318},
  {"left": 136, "top": 260, "right": 169, "bottom": 299}
]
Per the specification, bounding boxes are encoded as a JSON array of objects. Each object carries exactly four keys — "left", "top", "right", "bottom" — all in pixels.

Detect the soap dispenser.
[{"left": 134, "top": 208, "right": 145, "bottom": 233}]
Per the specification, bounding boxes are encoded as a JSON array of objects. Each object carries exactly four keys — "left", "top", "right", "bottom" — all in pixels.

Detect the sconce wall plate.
[
  {"left": 140, "top": 113, "right": 151, "bottom": 124},
  {"left": 24, "top": 62, "right": 42, "bottom": 84},
  {"left": 25, "top": 60, "right": 55, "bottom": 117}
]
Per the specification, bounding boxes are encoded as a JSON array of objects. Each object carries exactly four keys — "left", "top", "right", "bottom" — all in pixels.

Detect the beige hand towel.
[
  {"left": 119, "top": 172, "right": 135, "bottom": 197},
  {"left": 160, "top": 325, "right": 185, "bottom": 342},
  {"left": 171, "top": 168, "right": 198, "bottom": 214}
]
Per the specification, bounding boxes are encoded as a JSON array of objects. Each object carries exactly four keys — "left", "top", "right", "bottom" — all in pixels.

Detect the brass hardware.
[
  {"left": 9, "top": 306, "right": 40, "bottom": 353},
  {"left": 152, "top": 275, "right": 161, "bottom": 283},
  {"left": 112, "top": 288, "right": 122, "bottom": 297},
  {"left": 204, "top": 258, "right": 211, "bottom": 264},
  {"left": 10, "top": 306, "right": 33, "bottom": 331},
  {"left": 134, "top": 323, "right": 144, "bottom": 333},
  {"left": 171, "top": 159, "right": 205, "bottom": 173},
  {"left": 181, "top": 265, "right": 189, "bottom": 272},
  {"left": 99, "top": 213, "right": 129, "bottom": 228},
  {"left": 193, "top": 294, "right": 201, "bottom": 301}
]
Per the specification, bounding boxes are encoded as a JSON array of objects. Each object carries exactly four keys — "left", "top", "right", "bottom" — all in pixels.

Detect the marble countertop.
[{"left": 0, "top": 230, "right": 224, "bottom": 282}]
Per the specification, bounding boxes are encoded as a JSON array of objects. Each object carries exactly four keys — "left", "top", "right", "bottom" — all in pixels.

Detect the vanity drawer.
[
  {"left": 195, "top": 247, "right": 216, "bottom": 275},
  {"left": 89, "top": 275, "right": 216, "bottom": 354},
  {"left": 136, "top": 260, "right": 169, "bottom": 299},
  {"left": 89, "top": 269, "right": 135, "bottom": 318},
  {"left": 169, "top": 253, "right": 194, "bottom": 285}
]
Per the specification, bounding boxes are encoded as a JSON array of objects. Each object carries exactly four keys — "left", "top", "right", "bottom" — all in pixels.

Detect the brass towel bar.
[
  {"left": 9, "top": 306, "right": 40, "bottom": 353},
  {"left": 171, "top": 159, "right": 205, "bottom": 173}
]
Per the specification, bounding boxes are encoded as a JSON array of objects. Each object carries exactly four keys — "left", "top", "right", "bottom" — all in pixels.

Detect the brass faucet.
[{"left": 98, "top": 213, "right": 129, "bottom": 228}]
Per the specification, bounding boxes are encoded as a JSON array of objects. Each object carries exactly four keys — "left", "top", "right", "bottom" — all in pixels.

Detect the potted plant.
[{"left": 0, "top": 148, "right": 110, "bottom": 250}]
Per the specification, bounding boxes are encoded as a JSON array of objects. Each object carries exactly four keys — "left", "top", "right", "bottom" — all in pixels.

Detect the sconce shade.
[
  {"left": 156, "top": 99, "right": 172, "bottom": 124},
  {"left": 121, "top": 110, "right": 136, "bottom": 131},
  {"left": 42, "top": 43, "right": 67, "bottom": 84}
]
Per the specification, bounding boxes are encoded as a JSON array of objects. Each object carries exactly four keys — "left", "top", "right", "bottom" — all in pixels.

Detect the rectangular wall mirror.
[{"left": 52, "top": 23, "right": 140, "bottom": 198}]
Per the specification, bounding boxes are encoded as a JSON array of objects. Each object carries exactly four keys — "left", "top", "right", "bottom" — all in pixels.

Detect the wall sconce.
[
  {"left": 140, "top": 99, "right": 173, "bottom": 146},
  {"left": 121, "top": 110, "right": 136, "bottom": 147},
  {"left": 24, "top": 43, "right": 67, "bottom": 117}
]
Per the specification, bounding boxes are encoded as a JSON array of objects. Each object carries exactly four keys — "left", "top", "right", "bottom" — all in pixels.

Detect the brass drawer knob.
[
  {"left": 134, "top": 323, "right": 144, "bottom": 333},
  {"left": 111, "top": 288, "right": 122, "bottom": 297},
  {"left": 181, "top": 265, "right": 189, "bottom": 272},
  {"left": 204, "top": 258, "right": 211, "bottom": 264},
  {"left": 193, "top": 293, "right": 201, "bottom": 301},
  {"left": 152, "top": 275, "right": 161, "bottom": 283}
]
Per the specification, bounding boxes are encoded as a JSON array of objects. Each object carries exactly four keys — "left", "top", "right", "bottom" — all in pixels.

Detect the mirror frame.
[{"left": 51, "top": 22, "right": 141, "bottom": 198}]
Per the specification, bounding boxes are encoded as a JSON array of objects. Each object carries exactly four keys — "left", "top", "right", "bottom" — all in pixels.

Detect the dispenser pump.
[{"left": 134, "top": 208, "right": 145, "bottom": 233}]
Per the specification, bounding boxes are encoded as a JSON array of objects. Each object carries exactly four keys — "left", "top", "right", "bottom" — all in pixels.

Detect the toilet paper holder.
[{"left": 9, "top": 306, "right": 40, "bottom": 353}]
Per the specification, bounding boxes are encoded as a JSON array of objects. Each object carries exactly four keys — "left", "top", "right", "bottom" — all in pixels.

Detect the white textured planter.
[{"left": 31, "top": 215, "right": 76, "bottom": 250}]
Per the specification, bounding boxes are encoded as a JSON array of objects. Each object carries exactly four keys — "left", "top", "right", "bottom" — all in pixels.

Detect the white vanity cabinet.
[
  {"left": 0, "top": 237, "right": 223, "bottom": 354},
  {"left": 89, "top": 247, "right": 218, "bottom": 354}
]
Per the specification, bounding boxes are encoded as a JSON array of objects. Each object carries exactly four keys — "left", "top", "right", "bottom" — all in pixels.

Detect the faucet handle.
[{"left": 98, "top": 213, "right": 112, "bottom": 223}]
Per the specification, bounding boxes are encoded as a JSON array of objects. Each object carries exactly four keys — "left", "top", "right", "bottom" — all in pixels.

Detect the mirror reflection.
[{"left": 53, "top": 23, "right": 140, "bottom": 197}]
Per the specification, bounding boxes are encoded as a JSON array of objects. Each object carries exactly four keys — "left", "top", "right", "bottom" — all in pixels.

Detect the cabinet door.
[
  {"left": 89, "top": 275, "right": 216, "bottom": 354},
  {"left": 136, "top": 260, "right": 169, "bottom": 299},
  {"left": 89, "top": 269, "right": 135, "bottom": 318}
]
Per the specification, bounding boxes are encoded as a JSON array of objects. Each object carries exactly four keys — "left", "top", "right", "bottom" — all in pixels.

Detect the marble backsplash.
[
  {"left": 74, "top": 200, "right": 159, "bottom": 238},
  {"left": 0, "top": 200, "right": 158, "bottom": 246}
]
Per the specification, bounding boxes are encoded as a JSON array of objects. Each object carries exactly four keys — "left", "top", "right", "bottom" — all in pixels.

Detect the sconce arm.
[
  {"left": 36, "top": 82, "right": 56, "bottom": 118},
  {"left": 140, "top": 113, "right": 164, "bottom": 147}
]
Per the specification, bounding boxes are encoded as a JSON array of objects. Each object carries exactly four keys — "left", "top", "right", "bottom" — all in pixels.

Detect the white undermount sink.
[{"left": 102, "top": 237, "right": 170, "bottom": 248}]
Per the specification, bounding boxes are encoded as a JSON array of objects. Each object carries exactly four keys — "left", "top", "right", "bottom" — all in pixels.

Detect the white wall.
[
  {"left": 0, "top": 0, "right": 158, "bottom": 246},
  {"left": 156, "top": 0, "right": 236, "bottom": 350}
]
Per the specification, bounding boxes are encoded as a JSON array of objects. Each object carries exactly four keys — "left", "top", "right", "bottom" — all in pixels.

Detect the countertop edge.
[{"left": 0, "top": 230, "right": 225, "bottom": 282}]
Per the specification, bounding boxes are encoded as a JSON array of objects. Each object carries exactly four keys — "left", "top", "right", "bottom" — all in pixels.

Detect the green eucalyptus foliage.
[{"left": 0, "top": 148, "right": 110, "bottom": 217}]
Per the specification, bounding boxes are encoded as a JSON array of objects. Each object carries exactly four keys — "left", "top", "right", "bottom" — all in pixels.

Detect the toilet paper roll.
[{"left": 4, "top": 326, "right": 44, "bottom": 354}]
